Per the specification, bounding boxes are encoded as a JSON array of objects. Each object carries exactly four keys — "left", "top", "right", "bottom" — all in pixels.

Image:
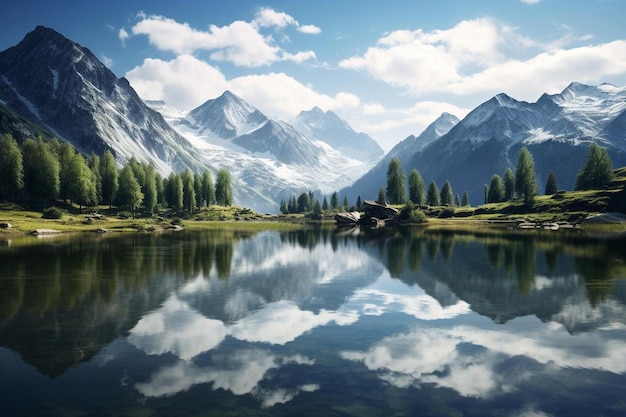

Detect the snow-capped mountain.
[
  {"left": 341, "top": 112, "right": 459, "bottom": 203},
  {"left": 357, "top": 82, "right": 626, "bottom": 206},
  {"left": 0, "top": 26, "right": 207, "bottom": 175},
  {"left": 187, "top": 90, "right": 268, "bottom": 140},
  {"left": 159, "top": 91, "right": 382, "bottom": 211},
  {"left": 293, "top": 107, "right": 384, "bottom": 162}
]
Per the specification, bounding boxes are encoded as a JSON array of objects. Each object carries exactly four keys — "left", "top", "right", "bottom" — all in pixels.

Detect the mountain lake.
[{"left": 0, "top": 226, "right": 625, "bottom": 416}]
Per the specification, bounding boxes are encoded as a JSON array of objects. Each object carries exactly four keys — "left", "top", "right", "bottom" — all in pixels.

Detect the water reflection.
[{"left": 0, "top": 227, "right": 625, "bottom": 416}]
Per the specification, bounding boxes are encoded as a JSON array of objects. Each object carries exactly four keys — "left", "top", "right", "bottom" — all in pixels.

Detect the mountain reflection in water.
[{"left": 0, "top": 227, "right": 624, "bottom": 416}]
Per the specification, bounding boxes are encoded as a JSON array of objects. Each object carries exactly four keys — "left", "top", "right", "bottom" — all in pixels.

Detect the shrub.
[
  {"left": 399, "top": 202, "right": 427, "bottom": 224},
  {"left": 438, "top": 206, "right": 456, "bottom": 218},
  {"left": 42, "top": 207, "right": 63, "bottom": 219}
]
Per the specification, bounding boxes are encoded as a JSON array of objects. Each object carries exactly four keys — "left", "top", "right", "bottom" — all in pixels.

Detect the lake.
[{"left": 1, "top": 226, "right": 625, "bottom": 416}]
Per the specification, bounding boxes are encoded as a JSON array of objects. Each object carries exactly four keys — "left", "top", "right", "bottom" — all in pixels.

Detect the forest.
[{"left": 0, "top": 133, "right": 233, "bottom": 218}]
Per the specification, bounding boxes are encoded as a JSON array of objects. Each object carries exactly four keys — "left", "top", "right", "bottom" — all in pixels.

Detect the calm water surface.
[{"left": 0, "top": 227, "right": 625, "bottom": 416}]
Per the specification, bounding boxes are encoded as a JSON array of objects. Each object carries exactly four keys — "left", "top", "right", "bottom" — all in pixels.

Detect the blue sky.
[{"left": 2, "top": 0, "right": 626, "bottom": 150}]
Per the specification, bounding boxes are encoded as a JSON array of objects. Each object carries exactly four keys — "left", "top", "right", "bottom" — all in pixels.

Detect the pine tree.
[
  {"left": 462, "top": 191, "right": 470, "bottom": 207},
  {"left": 100, "top": 150, "right": 118, "bottom": 208},
  {"left": 545, "top": 170, "right": 558, "bottom": 195},
  {"left": 280, "top": 199, "right": 288, "bottom": 214},
  {"left": 22, "top": 137, "right": 60, "bottom": 202},
  {"left": 377, "top": 187, "right": 386, "bottom": 204},
  {"left": 88, "top": 153, "right": 102, "bottom": 204},
  {"left": 575, "top": 143, "right": 614, "bottom": 190},
  {"left": 386, "top": 157, "right": 407, "bottom": 204},
  {"left": 201, "top": 170, "right": 215, "bottom": 206},
  {"left": 194, "top": 172, "right": 203, "bottom": 208},
  {"left": 504, "top": 168, "right": 515, "bottom": 200},
  {"left": 143, "top": 165, "right": 158, "bottom": 214},
  {"left": 454, "top": 193, "right": 460, "bottom": 207},
  {"left": 515, "top": 147, "right": 538, "bottom": 206},
  {"left": 215, "top": 169, "right": 233, "bottom": 206},
  {"left": 426, "top": 180, "right": 440, "bottom": 206},
  {"left": 483, "top": 184, "right": 489, "bottom": 204},
  {"left": 488, "top": 174, "right": 505, "bottom": 203},
  {"left": 0, "top": 133, "right": 24, "bottom": 201},
  {"left": 322, "top": 196, "right": 329, "bottom": 211},
  {"left": 331, "top": 191, "right": 339, "bottom": 210},
  {"left": 356, "top": 195, "right": 362, "bottom": 210},
  {"left": 440, "top": 180, "right": 453, "bottom": 206},
  {"left": 297, "top": 192, "right": 310, "bottom": 213},
  {"left": 118, "top": 164, "right": 143, "bottom": 218},
  {"left": 343, "top": 195, "right": 349, "bottom": 210},
  {"left": 172, "top": 174, "right": 184, "bottom": 212},
  {"left": 66, "top": 150, "right": 97, "bottom": 211},
  {"left": 182, "top": 169, "right": 196, "bottom": 214},
  {"left": 408, "top": 169, "right": 425, "bottom": 205}
]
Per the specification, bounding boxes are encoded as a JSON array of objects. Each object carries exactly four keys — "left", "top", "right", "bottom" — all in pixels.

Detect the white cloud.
[
  {"left": 339, "top": 18, "right": 626, "bottom": 105},
  {"left": 253, "top": 8, "right": 296, "bottom": 29},
  {"left": 298, "top": 24, "right": 322, "bottom": 35},
  {"left": 125, "top": 54, "right": 229, "bottom": 111},
  {"left": 130, "top": 13, "right": 317, "bottom": 67},
  {"left": 118, "top": 28, "right": 129, "bottom": 45},
  {"left": 229, "top": 72, "right": 360, "bottom": 120}
]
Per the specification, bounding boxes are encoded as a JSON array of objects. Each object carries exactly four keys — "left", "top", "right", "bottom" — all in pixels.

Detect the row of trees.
[
  {"left": 0, "top": 134, "right": 233, "bottom": 216},
  {"left": 384, "top": 158, "right": 469, "bottom": 207}
]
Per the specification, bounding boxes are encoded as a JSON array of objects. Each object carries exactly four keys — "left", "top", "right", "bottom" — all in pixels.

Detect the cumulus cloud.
[
  {"left": 130, "top": 11, "right": 317, "bottom": 67},
  {"left": 229, "top": 72, "right": 360, "bottom": 120},
  {"left": 252, "top": 7, "right": 321, "bottom": 35},
  {"left": 125, "top": 54, "right": 229, "bottom": 111},
  {"left": 338, "top": 18, "right": 626, "bottom": 104}
]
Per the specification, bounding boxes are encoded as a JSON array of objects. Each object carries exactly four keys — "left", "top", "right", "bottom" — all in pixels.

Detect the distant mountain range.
[
  {"left": 342, "top": 82, "right": 626, "bottom": 205},
  {"left": 1, "top": 26, "right": 626, "bottom": 211},
  {"left": 0, "top": 26, "right": 383, "bottom": 213}
]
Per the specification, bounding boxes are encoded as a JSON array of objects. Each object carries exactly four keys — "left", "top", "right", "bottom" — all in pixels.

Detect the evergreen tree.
[
  {"left": 172, "top": 174, "right": 184, "bottom": 212},
  {"left": 201, "top": 170, "right": 215, "bottom": 206},
  {"left": 215, "top": 168, "right": 233, "bottom": 206},
  {"left": 100, "top": 150, "right": 118, "bottom": 208},
  {"left": 515, "top": 147, "right": 538, "bottom": 206},
  {"left": 88, "top": 153, "right": 102, "bottom": 204},
  {"left": 545, "top": 170, "right": 558, "bottom": 195},
  {"left": 575, "top": 143, "right": 614, "bottom": 190},
  {"left": 356, "top": 195, "right": 362, "bottom": 210},
  {"left": 343, "top": 195, "right": 349, "bottom": 210},
  {"left": 454, "top": 193, "right": 460, "bottom": 207},
  {"left": 182, "top": 170, "right": 196, "bottom": 214},
  {"left": 297, "top": 192, "right": 311, "bottom": 213},
  {"left": 0, "top": 133, "right": 24, "bottom": 201},
  {"left": 22, "top": 137, "right": 60, "bottom": 202},
  {"left": 280, "top": 199, "right": 288, "bottom": 214},
  {"left": 322, "top": 196, "right": 329, "bottom": 211},
  {"left": 143, "top": 165, "right": 158, "bottom": 214},
  {"left": 331, "top": 191, "right": 339, "bottom": 210},
  {"left": 377, "top": 187, "right": 386, "bottom": 204},
  {"left": 57, "top": 142, "right": 75, "bottom": 201},
  {"left": 386, "top": 157, "right": 407, "bottom": 204},
  {"left": 440, "top": 180, "right": 453, "bottom": 206},
  {"left": 288, "top": 195, "right": 297, "bottom": 213},
  {"left": 118, "top": 164, "right": 143, "bottom": 218},
  {"left": 504, "top": 168, "right": 515, "bottom": 200},
  {"left": 488, "top": 174, "right": 505, "bottom": 203},
  {"left": 408, "top": 169, "right": 425, "bottom": 205},
  {"left": 128, "top": 157, "right": 146, "bottom": 190},
  {"left": 194, "top": 172, "right": 203, "bottom": 208},
  {"left": 426, "top": 180, "right": 440, "bottom": 206},
  {"left": 155, "top": 172, "right": 165, "bottom": 207},
  {"left": 462, "top": 191, "right": 470, "bottom": 207},
  {"left": 312, "top": 200, "right": 322, "bottom": 219},
  {"left": 484, "top": 184, "right": 489, "bottom": 204},
  {"left": 66, "top": 150, "right": 97, "bottom": 210}
]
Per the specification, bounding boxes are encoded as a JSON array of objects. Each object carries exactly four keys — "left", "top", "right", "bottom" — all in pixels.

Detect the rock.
[
  {"left": 363, "top": 200, "right": 398, "bottom": 220},
  {"left": 0, "top": 222, "right": 11, "bottom": 229},
  {"left": 335, "top": 211, "right": 361, "bottom": 226}
]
